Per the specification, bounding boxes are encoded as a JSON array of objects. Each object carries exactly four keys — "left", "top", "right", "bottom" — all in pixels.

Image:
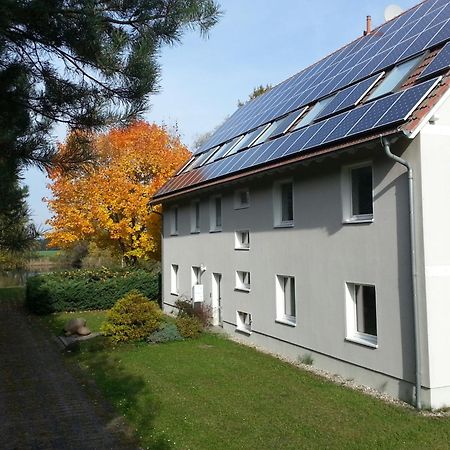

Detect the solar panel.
[
  {"left": 419, "top": 41, "right": 450, "bottom": 78},
  {"left": 316, "top": 73, "right": 383, "bottom": 119},
  {"left": 156, "top": 1, "right": 450, "bottom": 198},
  {"left": 374, "top": 76, "right": 441, "bottom": 127},
  {"left": 193, "top": 0, "right": 450, "bottom": 154}
]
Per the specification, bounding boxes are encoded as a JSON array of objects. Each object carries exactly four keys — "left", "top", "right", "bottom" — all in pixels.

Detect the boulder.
[
  {"left": 77, "top": 326, "right": 92, "bottom": 336},
  {"left": 63, "top": 318, "right": 86, "bottom": 336}
]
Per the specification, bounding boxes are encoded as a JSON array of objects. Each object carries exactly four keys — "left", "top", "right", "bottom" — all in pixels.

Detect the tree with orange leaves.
[{"left": 46, "top": 121, "right": 190, "bottom": 264}]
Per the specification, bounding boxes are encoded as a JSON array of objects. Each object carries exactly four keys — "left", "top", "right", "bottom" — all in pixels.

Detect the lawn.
[
  {"left": 38, "top": 310, "right": 450, "bottom": 450},
  {"left": 0, "top": 286, "right": 25, "bottom": 302}
]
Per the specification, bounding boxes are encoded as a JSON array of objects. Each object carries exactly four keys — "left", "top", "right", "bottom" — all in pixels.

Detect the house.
[{"left": 151, "top": 0, "right": 450, "bottom": 409}]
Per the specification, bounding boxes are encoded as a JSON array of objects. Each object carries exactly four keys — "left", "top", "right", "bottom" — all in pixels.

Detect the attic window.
[
  {"left": 209, "top": 135, "right": 243, "bottom": 162},
  {"left": 227, "top": 124, "right": 269, "bottom": 155},
  {"left": 368, "top": 54, "right": 423, "bottom": 100},
  {"left": 292, "top": 96, "right": 335, "bottom": 130}
]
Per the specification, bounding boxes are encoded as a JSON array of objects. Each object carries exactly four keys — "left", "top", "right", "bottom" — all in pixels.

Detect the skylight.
[
  {"left": 208, "top": 135, "right": 244, "bottom": 163},
  {"left": 368, "top": 54, "right": 423, "bottom": 100},
  {"left": 292, "top": 96, "right": 335, "bottom": 130},
  {"left": 226, "top": 124, "right": 269, "bottom": 156}
]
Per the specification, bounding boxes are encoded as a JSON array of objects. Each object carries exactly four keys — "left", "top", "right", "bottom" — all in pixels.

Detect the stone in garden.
[
  {"left": 63, "top": 318, "right": 86, "bottom": 336},
  {"left": 77, "top": 326, "right": 92, "bottom": 336}
]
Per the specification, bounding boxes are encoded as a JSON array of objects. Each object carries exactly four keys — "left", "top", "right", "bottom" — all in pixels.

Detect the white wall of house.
[
  {"left": 161, "top": 141, "right": 430, "bottom": 405},
  {"left": 418, "top": 94, "right": 450, "bottom": 408}
]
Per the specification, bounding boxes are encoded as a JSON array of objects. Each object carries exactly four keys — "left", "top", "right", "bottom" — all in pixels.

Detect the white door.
[{"left": 211, "top": 273, "right": 222, "bottom": 326}]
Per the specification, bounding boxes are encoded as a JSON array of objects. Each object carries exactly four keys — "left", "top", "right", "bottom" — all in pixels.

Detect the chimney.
[{"left": 364, "top": 15, "right": 372, "bottom": 35}]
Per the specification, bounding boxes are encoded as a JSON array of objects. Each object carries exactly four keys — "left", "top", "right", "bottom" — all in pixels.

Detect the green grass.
[
  {"left": 33, "top": 250, "right": 60, "bottom": 258},
  {"left": 38, "top": 310, "right": 106, "bottom": 335},
  {"left": 40, "top": 312, "right": 450, "bottom": 450},
  {"left": 0, "top": 286, "right": 25, "bottom": 302}
]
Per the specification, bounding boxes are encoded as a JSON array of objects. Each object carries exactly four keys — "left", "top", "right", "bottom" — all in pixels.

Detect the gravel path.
[{"left": 0, "top": 297, "right": 136, "bottom": 450}]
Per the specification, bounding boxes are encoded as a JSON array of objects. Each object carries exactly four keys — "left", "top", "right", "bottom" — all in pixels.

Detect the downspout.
[{"left": 381, "top": 136, "right": 421, "bottom": 410}]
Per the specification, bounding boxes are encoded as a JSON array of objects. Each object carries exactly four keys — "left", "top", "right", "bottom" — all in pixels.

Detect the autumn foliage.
[{"left": 46, "top": 121, "right": 190, "bottom": 263}]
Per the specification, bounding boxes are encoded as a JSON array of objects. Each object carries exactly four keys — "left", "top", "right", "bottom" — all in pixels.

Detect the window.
[
  {"left": 191, "top": 200, "right": 200, "bottom": 233},
  {"left": 210, "top": 196, "right": 222, "bottom": 231},
  {"left": 191, "top": 266, "right": 201, "bottom": 287},
  {"left": 170, "top": 206, "right": 179, "bottom": 235},
  {"left": 170, "top": 264, "right": 179, "bottom": 295},
  {"left": 274, "top": 180, "right": 294, "bottom": 227},
  {"left": 346, "top": 283, "right": 377, "bottom": 347},
  {"left": 234, "top": 188, "right": 250, "bottom": 209},
  {"left": 228, "top": 124, "right": 269, "bottom": 155},
  {"left": 368, "top": 55, "right": 422, "bottom": 100},
  {"left": 235, "top": 230, "right": 250, "bottom": 250},
  {"left": 293, "top": 96, "right": 335, "bottom": 130},
  {"left": 342, "top": 163, "right": 373, "bottom": 222},
  {"left": 236, "top": 311, "right": 252, "bottom": 334},
  {"left": 276, "top": 275, "right": 296, "bottom": 326},
  {"left": 235, "top": 271, "right": 251, "bottom": 291}
]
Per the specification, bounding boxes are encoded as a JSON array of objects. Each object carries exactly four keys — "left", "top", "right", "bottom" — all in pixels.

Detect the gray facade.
[{"left": 160, "top": 97, "right": 450, "bottom": 409}]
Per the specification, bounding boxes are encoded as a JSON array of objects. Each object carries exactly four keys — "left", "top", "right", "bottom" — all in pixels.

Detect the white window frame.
[
  {"left": 235, "top": 270, "right": 251, "bottom": 292},
  {"left": 275, "top": 275, "right": 297, "bottom": 326},
  {"left": 190, "top": 199, "right": 200, "bottom": 233},
  {"left": 170, "top": 205, "right": 179, "bottom": 235},
  {"left": 236, "top": 311, "right": 252, "bottom": 334},
  {"left": 345, "top": 282, "right": 378, "bottom": 348},
  {"left": 234, "top": 188, "right": 250, "bottom": 209},
  {"left": 234, "top": 230, "right": 250, "bottom": 250},
  {"left": 273, "top": 179, "right": 294, "bottom": 228},
  {"left": 191, "top": 266, "right": 201, "bottom": 288},
  {"left": 341, "top": 161, "right": 374, "bottom": 224},
  {"left": 209, "top": 195, "right": 222, "bottom": 232},
  {"left": 170, "top": 264, "right": 179, "bottom": 295}
]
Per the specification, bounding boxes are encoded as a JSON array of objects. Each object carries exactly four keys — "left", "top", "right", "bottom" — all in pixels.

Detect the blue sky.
[{"left": 24, "top": 0, "right": 419, "bottom": 229}]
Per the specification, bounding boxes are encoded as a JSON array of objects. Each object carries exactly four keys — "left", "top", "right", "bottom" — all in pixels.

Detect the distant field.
[{"left": 32, "top": 250, "right": 60, "bottom": 259}]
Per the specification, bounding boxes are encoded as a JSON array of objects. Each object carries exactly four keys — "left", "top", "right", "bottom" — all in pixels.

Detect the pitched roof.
[{"left": 153, "top": 0, "right": 450, "bottom": 203}]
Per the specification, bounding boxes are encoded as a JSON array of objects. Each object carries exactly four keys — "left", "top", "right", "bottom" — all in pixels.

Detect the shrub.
[
  {"left": 147, "top": 322, "right": 183, "bottom": 343},
  {"left": 175, "top": 297, "right": 212, "bottom": 328},
  {"left": 25, "top": 268, "right": 159, "bottom": 314},
  {"left": 101, "top": 291, "right": 162, "bottom": 342},
  {"left": 175, "top": 315, "right": 203, "bottom": 339}
]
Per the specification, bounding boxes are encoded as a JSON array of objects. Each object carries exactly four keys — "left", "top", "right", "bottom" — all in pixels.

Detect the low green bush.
[
  {"left": 26, "top": 267, "right": 159, "bottom": 314},
  {"left": 147, "top": 322, "right": 183, "bottom": 343},
  {"left": 101, "top": 291, "right": 162, "bottom": 342},
  {"left": 175, "top": 315, "right": 203, "bottom": 339}
]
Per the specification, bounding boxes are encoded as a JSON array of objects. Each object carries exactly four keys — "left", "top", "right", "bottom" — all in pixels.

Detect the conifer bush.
[
  {"left": 175, "top": 315, "right": 203, "bottom": 339},
  {"left": 101, "top": 291, "right": 162, "bottom": 342}
]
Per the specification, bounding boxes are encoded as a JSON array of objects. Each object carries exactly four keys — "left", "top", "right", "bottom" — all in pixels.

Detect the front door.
[{"left": 211, "top": 273, "right": 222, "bottom": 327}]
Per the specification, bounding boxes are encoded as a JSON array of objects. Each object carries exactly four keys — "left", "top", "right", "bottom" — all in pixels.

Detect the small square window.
[
  {"left": 210, "top": 196, "right": 222, "bottom": 232},
  {"left": 170, "top": 206, "right": 179, "bottom": 235},
  {"left": 170, "top": 264, "right": 179, "bottom": 295},
  {"left": 234, "top": 188, "right": 250, "bottom": 209},
  {"left": 276, "top": 275, "right": 296, "bottom": 326},
  {"left": 235, "top": 230, "right": 250, "bottom": 250},
  {"left": 236, "top": 311, "right": 252, "bottom": 334},
  {"left": 274, "top": 180, "right": 294, "bottom": 227},
  {"left": 342, "top": 163, "right": 373, "bottom": 223},
  {"left": 235, "top": 271, "right": 251, "bottom": 292},
  {"left": 191, "top": 200, "right": 200, "bottom": 233},
  {"left": 346, "top": 283, "right": 378, "bottom": 347}
]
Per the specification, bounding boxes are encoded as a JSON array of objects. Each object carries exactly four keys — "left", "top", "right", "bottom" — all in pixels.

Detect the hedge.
[{"left": 26, "top": 268, "right": 160, "bottom": 314}]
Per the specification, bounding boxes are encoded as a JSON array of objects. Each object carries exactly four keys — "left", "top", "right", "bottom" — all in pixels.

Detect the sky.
[{"left": 24, "top": 0, "right": 419, "bottom": 230}]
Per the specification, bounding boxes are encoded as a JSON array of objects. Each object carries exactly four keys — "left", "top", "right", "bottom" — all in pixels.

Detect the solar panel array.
[
  {"left": 157, "top": 77, "right": 440, "bottom": 197},
  {"left": 316, "top": 73, "right": 384, "bottom": 119},
  {"left": 419, "top": 40, "right": 450, "bottom": 78},
  {"left": 194, "top": 0, "right": 450, "bottom": 155}
]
